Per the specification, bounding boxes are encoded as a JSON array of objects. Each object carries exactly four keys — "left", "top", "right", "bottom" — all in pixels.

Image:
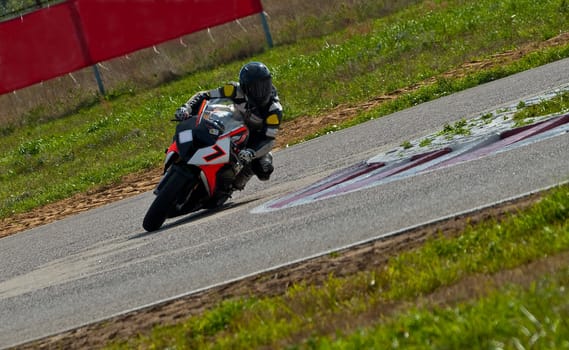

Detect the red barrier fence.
[{"left": 0, "top": 0, "right": 263, "bottom": 95}]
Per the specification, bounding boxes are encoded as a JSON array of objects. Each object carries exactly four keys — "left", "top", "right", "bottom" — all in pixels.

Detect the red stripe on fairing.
[
  {"left": 195, "top": 100, "right": 208, "bottom": 126},
  {"left": 215, "top": 126, "right": 249, "bottom": 149},
  {"left": 167, "top": 141, "right": 178, "bottom": 154},
  {"left": 200, "top": 163, "right": 225, "bottom": 196},
  {"left": 220, "top": 126, "right": 249, "bottom": 139}
]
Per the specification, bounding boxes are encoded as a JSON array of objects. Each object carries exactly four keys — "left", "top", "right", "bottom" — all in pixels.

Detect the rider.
[{"left": 174, "top": 61, "right": 283, "bottom": 195}]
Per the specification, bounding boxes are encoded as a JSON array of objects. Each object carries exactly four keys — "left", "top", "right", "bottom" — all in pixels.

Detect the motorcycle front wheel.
[{"left": 143, "top": 168, "right": 195, "bottom": 232}]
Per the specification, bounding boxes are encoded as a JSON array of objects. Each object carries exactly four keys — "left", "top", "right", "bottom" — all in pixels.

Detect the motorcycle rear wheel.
[{"left": 143, "top": 169, "right": 194, "bottom": 232}]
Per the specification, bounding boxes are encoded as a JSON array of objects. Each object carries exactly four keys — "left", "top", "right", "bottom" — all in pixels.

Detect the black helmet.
[{"left": 239, "top": 62, "right": 273, "bottom": 108}]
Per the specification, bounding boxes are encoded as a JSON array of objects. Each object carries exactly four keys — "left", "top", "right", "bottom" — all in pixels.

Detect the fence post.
[
  {"left": 92, "top": 65, "right": 106, "bottom": 96},
  {"left": 259, "top": 11, "right": 273, "bottom": 48},
  {"left": 69, "top": 1, "right": 106, "bottom": 96}
]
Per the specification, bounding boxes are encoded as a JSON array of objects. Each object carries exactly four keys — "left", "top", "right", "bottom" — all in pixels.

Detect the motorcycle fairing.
[
  {"left": 228, "top": 126, "right": 249, "bottom": 148},
  {"left": 199, "top": 163, "right": 225, "bottom": 196},
  {"left": 188, "top": 137, "right": 231, "bottom": 165},
  {"left": 144, "top": 98, "right": 251, "bottom": 231},
  {"left": 174, "top": 119, "right": 198, "bottom": 161},
  {"left": 188, "top": 137, "right": 230, "bottom": 196}
]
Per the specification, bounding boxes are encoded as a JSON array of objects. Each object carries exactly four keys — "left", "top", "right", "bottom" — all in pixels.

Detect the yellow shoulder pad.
[
  {"left": 223, "top": 84, "right": 235, "bottom": 97},
  {"left": 266, "top": 114, "right": 280, "bottom": 126}
]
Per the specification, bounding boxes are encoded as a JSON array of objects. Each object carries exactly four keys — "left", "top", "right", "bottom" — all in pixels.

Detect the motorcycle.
[{"left": 143, "top": 97, "right": 249, "bottom": 232}]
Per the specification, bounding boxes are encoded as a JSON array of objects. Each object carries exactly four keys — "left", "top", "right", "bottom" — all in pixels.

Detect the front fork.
[
  {"left": 153, "top": 151, "right": 178, "bottom": 195},
  {"left": 155, "top": 162, "right": 201, "bottom": 214},
  {"left": 154, "top": 151, "right": 196, "bottom": 196},
  {"left": 155, "top": 148, "right": 243, "bottom": 198}
]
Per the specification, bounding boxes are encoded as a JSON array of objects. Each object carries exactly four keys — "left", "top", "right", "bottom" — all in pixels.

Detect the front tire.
[{"left": 143, "top": 169, "right": 194, "bottom": 232}]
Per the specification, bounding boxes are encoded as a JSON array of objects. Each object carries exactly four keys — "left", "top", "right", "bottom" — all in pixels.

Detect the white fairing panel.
[
  {"left": 188, "top": 137, "right": 231, "bottom": 165},
  {"left": 178, "top": 130, "right": 193, "bottom": 144}
]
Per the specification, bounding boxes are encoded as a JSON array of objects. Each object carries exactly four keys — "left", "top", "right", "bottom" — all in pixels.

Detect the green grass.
[
  {"left": 321, "top": 272, "right": 569, "bottom": 349},
  {"left": 513, "top": 91, "right": 569, "bottom": 126},
  {"left": 105, "top": 184, "right": 569, "bottom": 349},
  {"left": 436, "top": 118, "right": 471, "bottom": 139}
]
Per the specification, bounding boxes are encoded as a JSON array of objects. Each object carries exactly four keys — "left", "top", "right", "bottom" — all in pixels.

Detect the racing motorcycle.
[{"left": 143, "top": 98, "right": 249, "bottom": 232}]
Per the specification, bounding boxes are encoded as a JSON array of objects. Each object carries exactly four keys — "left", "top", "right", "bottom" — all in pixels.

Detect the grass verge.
[{"left": 104, "top": 184, "right": 569, "bottom": 349}]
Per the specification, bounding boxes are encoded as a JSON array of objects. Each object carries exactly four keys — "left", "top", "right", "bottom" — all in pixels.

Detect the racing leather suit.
[{"left": 181, "top": 82, "right": 283, "bottom": 191}]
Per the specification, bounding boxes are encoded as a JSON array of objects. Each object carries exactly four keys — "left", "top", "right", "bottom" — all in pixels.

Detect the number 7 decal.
[{"left": 203, "top": 144, "right": 226, "bottom": 162}]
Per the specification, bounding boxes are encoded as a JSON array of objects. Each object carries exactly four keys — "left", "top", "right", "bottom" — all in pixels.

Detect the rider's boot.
[{"left": 254, "top": 152, "right": 274, "bottom": 181}]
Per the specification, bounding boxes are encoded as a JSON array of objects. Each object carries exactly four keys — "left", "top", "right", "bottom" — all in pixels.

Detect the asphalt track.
[{"left": 1, "top": 58, "right": 569, "bottom": 349}]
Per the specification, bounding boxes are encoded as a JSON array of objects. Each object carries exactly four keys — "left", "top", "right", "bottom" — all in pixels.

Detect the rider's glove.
[
  {"left": 174, "top": 106, "right": 190, "bottom": 121},
  {"left": 238, "top": 148, "right": 255, "bottom": 164},
  {"left": 187, "top": 91, "right": 209, "bottom": 110}
]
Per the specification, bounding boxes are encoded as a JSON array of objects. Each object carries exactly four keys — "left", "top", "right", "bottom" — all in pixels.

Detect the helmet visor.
[{"left": 245, "top": 78, "right": 272, "bottom": 107}]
